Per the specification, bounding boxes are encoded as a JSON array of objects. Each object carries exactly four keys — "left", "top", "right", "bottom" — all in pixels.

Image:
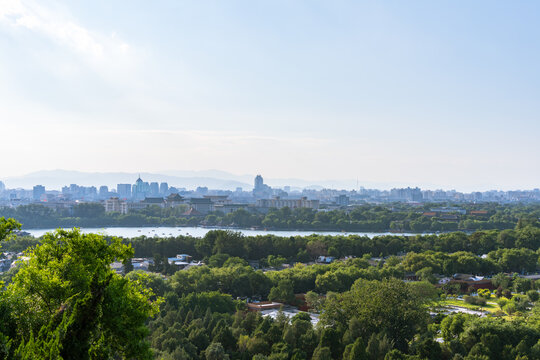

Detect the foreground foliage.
[{"left": 0, "top": 219, "right": 160, "bottom": 359}]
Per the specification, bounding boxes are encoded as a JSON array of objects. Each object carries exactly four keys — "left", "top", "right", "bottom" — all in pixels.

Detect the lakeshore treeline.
[
  {"left": 4, "top": 225, "right": 540, "bottom": 280},
  {"left": 1, "top": 202, "right": 539, "bottom": 232}
]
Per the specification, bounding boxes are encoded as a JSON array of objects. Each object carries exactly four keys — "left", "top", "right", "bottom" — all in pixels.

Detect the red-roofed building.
[
  {"left": 247, "top": 302, "right": 283, "bottom": 311},
  {"left": 469, "top": 210, "right": 488, "bottom": 216}
]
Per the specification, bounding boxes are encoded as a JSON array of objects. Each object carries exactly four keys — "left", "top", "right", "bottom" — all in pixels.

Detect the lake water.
[{"left": 23, "top": 226, "right": 421, "bottom": 239}]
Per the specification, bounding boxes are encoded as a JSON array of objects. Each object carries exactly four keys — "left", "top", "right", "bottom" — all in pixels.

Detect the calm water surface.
[{"left": 23, "top": 227, "right": 424, "bottom": 239}]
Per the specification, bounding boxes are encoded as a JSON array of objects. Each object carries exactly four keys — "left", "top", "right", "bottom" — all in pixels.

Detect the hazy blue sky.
[{"left": 1, "top": 1, "right": 539, "bottom": 191}]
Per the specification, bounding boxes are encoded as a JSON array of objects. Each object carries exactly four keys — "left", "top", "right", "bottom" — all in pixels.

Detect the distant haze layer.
[{"left": 1, "top": 170, "right": 535, "bottom": 192}]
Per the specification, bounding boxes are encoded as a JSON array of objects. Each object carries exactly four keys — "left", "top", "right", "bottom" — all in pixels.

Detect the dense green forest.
[
  {"left": 1, "top": 202, "right": 539, "bottom": 232},
  {"left": 1, "top": 217, "right": 540, "bottom": 359},
  {"left": 4, "top": 225, "right": 540, "bottom": 274}
]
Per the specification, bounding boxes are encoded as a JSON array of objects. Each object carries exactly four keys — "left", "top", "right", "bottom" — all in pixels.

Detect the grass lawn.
[
  {"left": 436, "top": 295, "right": 534, "bottom": 321},
  {"left": 437, "top": 298, "right": 500, "bottom": 313}
]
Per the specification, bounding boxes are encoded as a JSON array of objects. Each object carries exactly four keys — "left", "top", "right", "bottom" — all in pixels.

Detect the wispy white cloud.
[
  {"left": 0, "top": 0, "right": 132, "bottom": 67},
  {"left": 0, "top": 0, "right": 146, "bottom": 128}
]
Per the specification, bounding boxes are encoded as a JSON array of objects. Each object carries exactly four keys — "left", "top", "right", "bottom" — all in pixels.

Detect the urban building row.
[{"left": 1, "top": 175, "right": 539, "bottom": 210}]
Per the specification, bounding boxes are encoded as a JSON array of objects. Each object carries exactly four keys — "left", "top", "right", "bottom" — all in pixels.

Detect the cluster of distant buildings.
[
  {"left": 98, "top": 175, "right": 322, "bottom": 216},
  {"left": 0, "top": 175, "right": 539, "bottom": 216},
  {"left": 0, "top": 175, "right": 323, "bottom": 216}
]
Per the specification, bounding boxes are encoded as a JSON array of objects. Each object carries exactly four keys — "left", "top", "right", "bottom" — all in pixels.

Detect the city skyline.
[
  {"left": 1, "top": 1, "right": 540, "bottom": 190},
  {"left": 1, "top": 172, "right": 539, "bottom": 206},
  {"left": 1, "top": 168, "right": 540, "bottom": 193}
]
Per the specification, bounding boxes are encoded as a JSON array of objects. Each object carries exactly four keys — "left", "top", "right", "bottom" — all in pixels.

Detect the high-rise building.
[
  {"left": 0, "top": 181, "right": 5, "bottom": 193},
  {"left": 150, "top": 182, "right": 159, "bottom": 196},
  {"left": 132, "top": 176, "right": 150, "bottom": 200},
  {"left": 86, "top": 186, "right": 98, "bottom": 198},
  {"left": 99, "top": 186, "right": 109, "bottom": 198},
  {"left": 33, "top": 185, "right": 45, "bottom": 201},
  {"left": 335, "top": 194, "right": 350, "bottom": 206},
  {"left": 390, "top": 187, "right": 423, "bottom": 202},
  {"left": 254, "top": 175, "right": 264, "bottom": 191},
  {"left": 253, "top": 174, "right": 272, "bottom": 198},
  {"left": 117, "top": 184, "right": 132, "bottom": 199},
  {"left": 159, "top": 182, "right": 169, "bottom": 195}
]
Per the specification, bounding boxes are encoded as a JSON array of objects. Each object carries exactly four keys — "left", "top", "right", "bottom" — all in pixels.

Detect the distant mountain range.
[{"left": 1, "top": 169, "right": 372, "bottom": 191}]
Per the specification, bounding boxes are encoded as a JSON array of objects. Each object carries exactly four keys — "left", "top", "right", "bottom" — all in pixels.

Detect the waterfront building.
[
  {"left": 140, "top": 197, "right": 166, "bottom": 208},
  {"left": 188, "top": 198, "right": 214, "bottom": 214},
  {"left": 165, "top": 193, "right": 184, "bottom": 207},
  {"left": 104, "top": 197, "right": 128, "bottom": 214},
  {"left": 256, "top": 196, "right": 319, "bottom": 210},
  {"left": 213, "top": 203, "right": 251, "bottom": 214}
]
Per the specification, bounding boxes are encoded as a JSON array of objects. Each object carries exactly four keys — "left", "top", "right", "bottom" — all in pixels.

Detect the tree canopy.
[{"left": 0, "top": 220, "right": 160, "bottom": 359}]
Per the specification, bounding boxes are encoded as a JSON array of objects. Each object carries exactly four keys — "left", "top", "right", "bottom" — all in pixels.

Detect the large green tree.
[
  {"left": 0, "top": 223, "right": 160, "bottom": 359},
  {"left": 0, "top": 217, "right": 20, "bottom": 244},
  {"left": 321, "top": 278, "right": 430, "bottom": 352}
]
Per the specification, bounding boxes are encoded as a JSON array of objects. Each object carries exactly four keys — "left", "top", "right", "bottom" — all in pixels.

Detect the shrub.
[
  {"left": 527, "top": 290, "right": 539, "bottom": 302},
  {"left": 478, "top": 289, "right": 491, "bottom": 299},
  {"left": 503, "top": 302, "right": 517, "bottom": 315},
  {"left": 464, "top": 296, "right": 487, "bottom": 306}
]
